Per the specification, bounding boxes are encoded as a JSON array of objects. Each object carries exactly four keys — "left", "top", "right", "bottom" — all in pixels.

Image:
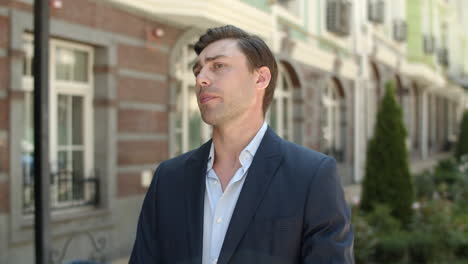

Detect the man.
[{"left": 130, "top": 25, "right": 354, "bottom": 264}]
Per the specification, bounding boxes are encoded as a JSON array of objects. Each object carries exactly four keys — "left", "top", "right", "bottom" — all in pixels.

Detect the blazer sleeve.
[
  {"left": 301, "top": 157, "right": 355, "bottom": 264},
  {"left": 129, "top": 163, "right": 163, "bottom": 264}
]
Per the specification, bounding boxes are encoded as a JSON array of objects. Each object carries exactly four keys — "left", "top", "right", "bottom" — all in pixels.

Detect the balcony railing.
[
  {"left": 438, "top": 48, "right": 449, "bottom": 67},
  {"left": 423, "top": 35, "right": 436, "bottom": 54},
  {"left": 393, "top": 20, "right": 407, "bottom": 42},
  {"left": 368, "top": 0, "right": 385, "bottom": 24},
  {"left": 23, "top": 165, "right": 100, "bottom": 214},
  {"left": 324, "top": 147, "right": 345, "bottom": 163}
]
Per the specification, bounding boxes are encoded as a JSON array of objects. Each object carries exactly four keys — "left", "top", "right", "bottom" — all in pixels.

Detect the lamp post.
[{"left": 33, "top": 0, "right": 51, "bottom": 263}]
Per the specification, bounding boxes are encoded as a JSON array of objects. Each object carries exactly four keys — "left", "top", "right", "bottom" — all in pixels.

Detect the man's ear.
[{"left": 255, "top": 66, "right": 271, "bottom": 90}]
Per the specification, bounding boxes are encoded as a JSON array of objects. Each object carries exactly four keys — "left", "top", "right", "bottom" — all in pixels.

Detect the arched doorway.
[
  {"left": 395, "top": 74, "right": 412, "bottom": 148},
  {"left": 410, "top": 82, "right": 421, "bottom": 158},
  {"left": 321, "top": 77, "right": 346, "bottom": 162},
  {"left": 366, "top": 62, "right": 380, "bottom": 139},
  {"left": 268, "top": 61, "right": 303, "bottom": 142},
  {"left": 168, "top": 29, "right": 211, "bottom": 157}
]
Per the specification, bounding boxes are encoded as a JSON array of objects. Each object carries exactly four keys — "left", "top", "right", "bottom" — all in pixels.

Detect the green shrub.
[
  {"left": 374, "top": 231, "right": 409, "bottom": 263},
  {"left": 452, "top": 172, "right": 468, "bottom": 206},
  {"left": 408, "top": 230, "right": 438, "bottom": 264},
  {"left": 413, "top": 172, "right": 436, "bottom": 201},
  {"left": 361, "top": 81, "right": 414, "bottom": 227},
  {"left": 358, "top": 204, "right": 407, "bottom": 263},
  {"left": 434, "top": 158, "right": 460, "bottom": 185},
  {"left": 364, "top": 204, "right": 402, "bottom": 234},
  {"left": 452, "top": 212, "right": 468, "bottom": 259},
  {"left": 453, "top": 232, "right": 468, "bottom": 260},
  {"left": 410, "top": 200, "right": 459, "bottom": 263},
  {"left": 351, "top": 209, "right": 378, "bottom": 264},
  {"left": 355, "top": 154, "right": 468, "bottom": 264},
  {"left": 455, "top": 110, "right": 468, "bottom": 160}
]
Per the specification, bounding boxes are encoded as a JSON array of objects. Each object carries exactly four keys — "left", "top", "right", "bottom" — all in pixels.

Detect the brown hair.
[{"left": 194, "top": 25, "right": 278, "bottom": 116}]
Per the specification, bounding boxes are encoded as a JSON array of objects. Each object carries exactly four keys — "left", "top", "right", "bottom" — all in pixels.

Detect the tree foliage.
[{"left": 360, "top": 80, "right": 414, "bottom": 226}]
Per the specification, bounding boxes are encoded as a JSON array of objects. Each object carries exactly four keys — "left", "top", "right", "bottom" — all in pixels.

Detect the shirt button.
[
  {"left": 216, "top": 217, "right": 222, "bottom": 224},
  {"left": 212, "top": 180, "right": 217, "bottom": 185},
  {"left": 213, "top": 259, "right": 217, "bottom": 264}
]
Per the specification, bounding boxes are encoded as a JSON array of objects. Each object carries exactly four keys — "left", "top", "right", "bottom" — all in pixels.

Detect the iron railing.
[{"left": 23, "top": 167, "right": 100, "bottom": 214}]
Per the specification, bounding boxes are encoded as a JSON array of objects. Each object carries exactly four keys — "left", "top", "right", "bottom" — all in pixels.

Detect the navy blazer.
[{"left": 130, "top": 127, "right": 354, "bottom": 264}]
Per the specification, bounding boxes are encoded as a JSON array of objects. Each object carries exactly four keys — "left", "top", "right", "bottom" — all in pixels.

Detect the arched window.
[
  {"left": 268, "top": 64, "right": 294, "bottom": 141},
  {"left": 396, "top": 75, "right": 412, "bottom": 148},
  {"left": 367, "top": 63, "right": 380, "bottom": 139},
  {"left": 321, "top": 79, "right": 345, "bottom": 162},
  {"left": 411, "top": 84, "right": 421, "bottom": 152},
  {"left": 170, "top": 37, "right": 211, "bottom": 157}
]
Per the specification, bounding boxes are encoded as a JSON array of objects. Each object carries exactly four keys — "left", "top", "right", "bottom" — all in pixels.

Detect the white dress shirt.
[{"left": 202, "top": 122, "right": 268, "bottom": 264}]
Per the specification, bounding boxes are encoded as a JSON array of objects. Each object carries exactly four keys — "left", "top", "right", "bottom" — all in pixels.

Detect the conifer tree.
[
  {"left": 455, "top": 110, "right": 468, "bottom": 160},
  {"left": 360, "top": 80, "right": 414, "bottom": 226}
]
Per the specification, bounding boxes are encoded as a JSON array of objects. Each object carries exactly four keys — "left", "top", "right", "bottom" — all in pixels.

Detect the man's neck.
[
  {"left": 212, "top": 116, "right": 264, "bottom": 166},
  {"left": 211, "top": 116, "right": 264, "bottom": 191}
]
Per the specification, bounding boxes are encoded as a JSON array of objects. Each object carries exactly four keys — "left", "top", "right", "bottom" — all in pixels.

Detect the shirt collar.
[{"left": 207, "top": 122, "right": 268, "bottom": 172}]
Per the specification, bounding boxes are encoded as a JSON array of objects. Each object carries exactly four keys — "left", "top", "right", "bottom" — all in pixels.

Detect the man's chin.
[
  {"left": 200, "top": 111, "right": 228, "bottom": 127},
  {"left": 200, "top": 113, "right": 217, "bottom": 126}
]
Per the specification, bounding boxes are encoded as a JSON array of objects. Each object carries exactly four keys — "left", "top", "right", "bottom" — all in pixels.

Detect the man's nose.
[{"left": 196, "top": 68, "right": 211, "bottom": 88}]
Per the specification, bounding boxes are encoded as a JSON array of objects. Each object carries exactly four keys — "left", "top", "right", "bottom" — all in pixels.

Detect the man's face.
[{"left": 193, "top": 39, "right": 260, "bottom": 126}]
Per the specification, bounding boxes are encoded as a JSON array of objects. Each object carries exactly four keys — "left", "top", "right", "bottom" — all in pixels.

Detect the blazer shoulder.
[
  {"left": 156, "top": 139, "right": 211, "bottom": 176},
  {"left": 281, "top": 139, "right": 335, "bottom": 166},
  {"left": 162, "top": 149, "right": 195, "bottom": 166}
]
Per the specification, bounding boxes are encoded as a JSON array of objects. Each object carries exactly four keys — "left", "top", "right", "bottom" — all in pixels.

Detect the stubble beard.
[{"left": 199, "top": 101, "right": 247, "bottom": 127}]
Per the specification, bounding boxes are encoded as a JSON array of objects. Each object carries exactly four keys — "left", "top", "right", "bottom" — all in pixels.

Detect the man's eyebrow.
[{"left": 192, "top": 54, "right": 229, "bottom": 73}]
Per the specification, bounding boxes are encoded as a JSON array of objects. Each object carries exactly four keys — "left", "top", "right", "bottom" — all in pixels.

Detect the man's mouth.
[{"left": 199, "top": 94, "right": 219, "bottom": 104}]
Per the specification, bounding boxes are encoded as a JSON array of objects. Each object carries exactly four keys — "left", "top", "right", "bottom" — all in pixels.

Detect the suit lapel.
[
  {"left": 217, "top": 128, "right": 284, "bottom": 264},
  {"left": 185, "top": 140, "right": 212, "bottom": 264}
]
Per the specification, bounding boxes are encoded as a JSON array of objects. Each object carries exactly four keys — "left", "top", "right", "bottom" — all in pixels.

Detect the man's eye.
[{"left": 213, "top": 63, "right": 224, "bottom": 70}]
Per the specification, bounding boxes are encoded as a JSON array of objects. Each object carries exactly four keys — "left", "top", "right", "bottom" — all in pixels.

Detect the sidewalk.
[
  {"left": 112, "top": 257, "right": 129, "bottom": 264},
  {"left": 343, "top": 151, "right": 453, "bottom": 203},
  {"left": 409, "top": 152, "right": 452, "bottom": 174}
]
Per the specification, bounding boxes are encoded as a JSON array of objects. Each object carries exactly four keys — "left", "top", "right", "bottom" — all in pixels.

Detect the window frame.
[
  {"left": 21, "top": 34, "right": 95, "bottom": 212},
  {"left": 320, "top": 0, "right": 353, "bottom": 49},
  {"left": 268, "top": 64, "right": 294, "bottom": 141},
  {"left": 321, "top": 79, "right": 345, "bottom": 161},
  {"left": 275, "top": 0, "right": 306, "bottom": 26},
  {"left": 170, "top": 39, "right": 211, "bottom": 157}
]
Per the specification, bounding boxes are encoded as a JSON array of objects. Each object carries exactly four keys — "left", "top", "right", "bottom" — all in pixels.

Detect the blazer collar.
[
  {"left": 218, "top": 127, "right": 284, "bottom": 264},
  {"left": 184, "top": 127, "right": 284, "bottom": 264},
  {"left": 185, "top": 139, "right": 212, "bottom": 264}
]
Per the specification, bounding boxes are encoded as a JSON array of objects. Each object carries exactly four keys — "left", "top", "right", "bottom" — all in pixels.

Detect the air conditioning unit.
[
  {"left": 423, "top": 35, "right": 435, "bottom": 54},
  {"left": 326, "top": 0, "right": 352, "bottom": 37},
  {"left": 277, "top": 0, "right": 293, "bottom": 7},
  {"left": 438, "top": 48, "right": 449, "bottom": 67},
  {"left": 393, "top": 20, "right": 407, "bottom": 42},
  {"left": 368, "top": 0, "right": 385, "bottom": 24}
]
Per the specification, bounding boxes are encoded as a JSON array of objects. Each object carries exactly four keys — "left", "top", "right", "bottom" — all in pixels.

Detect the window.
[
  {"left": 321, "top": 79, "right": 345, "bottom": 162},
  {"left": 21, "top": 35, "right": 96, "bottom": 213},
  {"left": 277, "top": 0, "right": 301, "bottom": 17},
  {"left": 171, "top": 40, "right": 211, "bottom": 157},
  {"left": 269, "top": 65, "right": 294, "bottom": 141},
  {"left": 368, "top": 0, "right": 385, "bottom": 24},
  {"left": 325, "top": 0, "right": 352, "bottom": 37}
]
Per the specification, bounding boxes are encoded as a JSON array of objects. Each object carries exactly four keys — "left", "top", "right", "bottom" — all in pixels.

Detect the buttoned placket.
[
  {"left": 206, "top": 149, "right": 252, "bottom": 263},
  {"left": 208, "top": 175, "right": 238, "bottom": 262}
]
